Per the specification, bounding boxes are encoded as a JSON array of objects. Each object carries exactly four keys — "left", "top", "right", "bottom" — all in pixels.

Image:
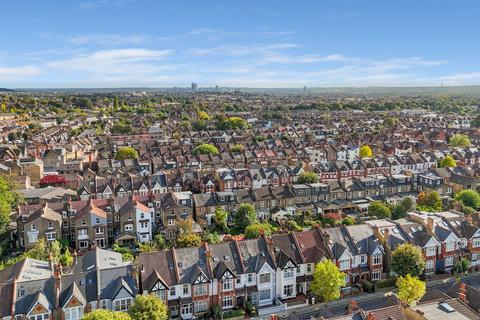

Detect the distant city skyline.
[{"left": 1, "top": 0, "right": 480, "bottom": 88}]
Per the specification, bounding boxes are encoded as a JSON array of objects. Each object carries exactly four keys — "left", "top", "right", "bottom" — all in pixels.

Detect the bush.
[
  {"left": 376, "top": 277, "right": 397, "bottom": 288},
  {"left": 360, "top": 279, "right": 374, "bottom": 293},
  {"left": 245, "top": 301, "right": 256, "bottom": 316},
  {"left": 223, "top": 309, "right": 244, "bottom": 319}
]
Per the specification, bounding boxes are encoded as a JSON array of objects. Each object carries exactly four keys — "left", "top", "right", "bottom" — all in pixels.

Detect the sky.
[{"left": 1, "top": 0, "right": 480, "bottom": 88}]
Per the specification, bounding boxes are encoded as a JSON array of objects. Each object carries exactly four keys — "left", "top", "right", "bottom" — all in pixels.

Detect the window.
[
  {"left": 283, "top": 284, "right": 294, "bottom": 297},
  {"left": 46, "top": 232, "right": 56, "bottom": 241},
  {"left": 154, "top": 289, "right": 166, "bottom": 301},
  {"left": 247, "top": 273, "right": 254, "bottom": 283},
  {"left": 48, "top": 222, "right": 53, "bottom": 229},
  {"left": 426, "top": 259, "right": 435, "bottom": 271},
  {"left": 360, "top": 255, "right": 367, "bottom": 264},
  {"left": 79, "top": 241, "right": 88, "bottom": 249},
  {"left": 371, "top": 270, "right": 381, "bottom": 281},
  {"left": 446, "top": 242, "right": 455, "bottom": 252},
  {"left": 181, "top": 304, "right": 192, "bottom": 315},
  {"left": 114, "top": 298, "right": 132, "bottom": 311},
  {"left": 472, "top": 253, "right": 478, "bottom": 262},
  {"left": 222, "top": 296, "right": 233, "bottom": 308},
  {"left": 78, "top": 229, "right": 88, "bottom": 237},
  {"left": 223, "top": 279, "right": 233, "bottom": 291},
  {"left": 140, "top": 212, "right": 145, "bottom": 219},
  {"left": 124, "top": 224, "right": 133, "bottom": 231},
  {"left": 296, "top": 266, "right": 301, "bottom": 274},
  {"left": 259, "top": 273, "right": 270, "bottom": 284},
  {"left": 473, "top": 238, "right": 480, "bottom": 248},
  {"left": 29, "top": 315, "right": 49, "bottom": 320},
  {"left": 99, "top": 300, "right": 107, "bottom": 309},
  {"left": 168, "top": 219, "right": 175, "bottom": 226},
  {"left": 306, "top": 263, "right": 313, "bottom": 273},
  {"left": 194, "top": 300, "right": 208, "bottom": 313},
  {"left": 95, "top": 227, "right": 103, "bottom": 235},
  {"left": 259, "top": 289, "right": 271, "bottom": 301},
  {"left": 426, "top": 246, "right": 436, "bottom": 257},
  {"left": 183, "top": 284, "right": 189, "bottom": 295},
  {"left": 95, "top": 218, "right": 100, "bottom": 224},
  {"left": 283, "top": 268, "right": 294, "bottom": 279},
  {"left": 445, "top": 255, "right": 454, "bottom": 267},
  {"left": 81, "top": 219, "right": 87, "bottom": 226},
  {"left": 373, "top": 254, "right": 382, "bottom": 265},
  {"left": 28, "top": 234, "right": 38, "bottom": 243},
  {"left": 169, "top": 287, "right": 176, "bottom": 297},
  {"left": 236, "top": 277, "right": 241, "bottom": 285},
  {"left": 31, "top": 224, "right": 36, "bottom": 231},
  {"left": 194, "top": 283, "right": 207, "bottom": 295},
  {"left": 339, "top": 259, "right": 350, "bottom": 270},
  {"left": 65, "top": 306, "right": 84, "bottom": 320}
]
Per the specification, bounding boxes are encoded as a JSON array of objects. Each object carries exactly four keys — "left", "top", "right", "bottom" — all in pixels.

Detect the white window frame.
[
  {"left": 113, "top": 297, "right": 133, "bottom": 311},
  {"left": 64, "top": 306, "right": 84, "bottom": 320},
  {"left": 222, "top": 296, "right": 233, "bottom": 308}
]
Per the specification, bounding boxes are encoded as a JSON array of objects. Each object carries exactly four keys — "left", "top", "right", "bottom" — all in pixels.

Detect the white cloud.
[
  {"left": 0, "top": 65, "right": 41, "bottom": 80},
  {"left": 67, "top": 33, "right": 169, "bottom": 45},
  {"left": 47, "top": 49, "right": 175, "bottom": 82},
  {"left": 189, "top": 43, "right": 298, "bottom": 57}
]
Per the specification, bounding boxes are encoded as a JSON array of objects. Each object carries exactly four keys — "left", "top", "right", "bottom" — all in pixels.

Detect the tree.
[
  {"left": 235, "top": 203, "right": 257, "bottom": 230},
  {"left": 439, "top": 155, "right": 457, "bottom": 168},
  {"left": 395, "top": 274, "right": 426, "bottom": 305},
  {"left": 229, "top": 144, "right": 245, "bottom": 153},
  {"left": 59, "top": 248, "right": 73, "bottom": 267},
  {"left": 392, "top": 197, "right": 414, "bottom": 220},
  {"left": 115, "top": 147, "right": 139, "bottom": 160},
  {"left": 244, "top": 223, "right": 274, "bottom": 238},
  {"left": 177, "top": 233, "right": 202, "bottom": 248},
  {"left": 153, "top": 234, "right": 166, "bottom": 250},
  {"left": 342, "top": 216, "right": 356, "bottom": 225},
  {"left": 310, "top": 259, "right": 346, "bottom": 302},
  {"left": 417, "top": 191, "right": 442, "bottom": 212},
  {"left": 0, "top": 175, "right": 23, "bottom": 234},
  {"left": 297, "top": 171, "right": 319, "bottom": 184},
  {"left": 449, "top": 134, "right": 471, "bottom": 148},
  {"left": 391, "top": 243, "right": 426, "bottom": 277},
  {"left": 368, "top": 201, "right": 391, "bottom": 219},
  {"left": 455, "top": 189, "right": 480, "bottom": 209},
  {"left": 192, "top": 143, "right": 219, "bottom": 155},
  {"left": 359, "top": 145, "right": 373, "bottom": 158},
  {"left": 128, "top": 294, "right": 168, "bottom": 320},
  {"left": 82, "top": 309, "right": 131, "bottom": 320},
  {"left": 214, "top": 208, "right": 229, "bottom": 232}
]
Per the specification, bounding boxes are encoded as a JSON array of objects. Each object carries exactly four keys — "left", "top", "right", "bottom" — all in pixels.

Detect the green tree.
[
  {"left": 455, "top": 189, "right": 480, "bottom": 209},
  {"left": 449, "top": 134, "right": 471, "bottom": 148},
  {"left": 391, "top": 243, "right": 426, "bottom": 277},
  {"left": 192, "top": 143, "right": 219, "bottom": 155},
  {"left": 395, "top": 274, "right": 426, "bottom": 305},
  {"left": 297, "top": 171, "right": 319, "bottom": 184},
  {"left": 235, "top": 203, "right": 257, "bottom": 230},
  {"left": 59, "top": 248, "right": 73, "bottom": 267},
  {"left": 439, "top": 155, "right": 457, "bottom": 168},
  {"left": 115, "top": 147, "right": 139, "bottom": 160},
  {"left": 127, "top": 294, "right": 168, "bottom": 320},
  {"left": 177, "top": 233, "right": 202, "bottom": 248},
  {"left": 417, "top": 191, "right": 442, "bottom": 212},
  {"left": 0, "top": 175, "right": 23, "bottom": 234},
  {"left": 310, "top": 259, "right": 346, "bottom": 302},
  {"left": 214, "top": 208, "right": 229, "bottom": 232},
  {"left": 392, "top": 197, "right": 414, "bottom": 220},
  {"left": 154, "top": 234, "right": 166, "bottom": 250},
  {"left": 244, "top": 223, "right": 274, "bottom": 238},
  {"left": 359, "top": 145, "right": 373, "bottom": 158},
  {"left": 368, "top": 201, "right": 391, "bottom": 219},
  {"left": 229, "top": 144, "right": 245, "bottom": 153},
  {"left": 82, "top": 309, "right": 131, "bottom": 320},
  {"left": 342, "top": 216, "right": 356, "bottom": 225}
]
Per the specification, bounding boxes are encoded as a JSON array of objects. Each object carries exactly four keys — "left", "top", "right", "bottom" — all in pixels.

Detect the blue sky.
[{"left": 1, "top": 0, "right": 480, "bottom": 88}]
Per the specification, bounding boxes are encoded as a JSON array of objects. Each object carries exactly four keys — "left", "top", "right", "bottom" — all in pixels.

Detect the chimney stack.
[
  {"left": 346, "top": 299, "right": 358, "bottom": 314},
  {"left": 459, "top": 282, "right": 468, "bottom": 303}
]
